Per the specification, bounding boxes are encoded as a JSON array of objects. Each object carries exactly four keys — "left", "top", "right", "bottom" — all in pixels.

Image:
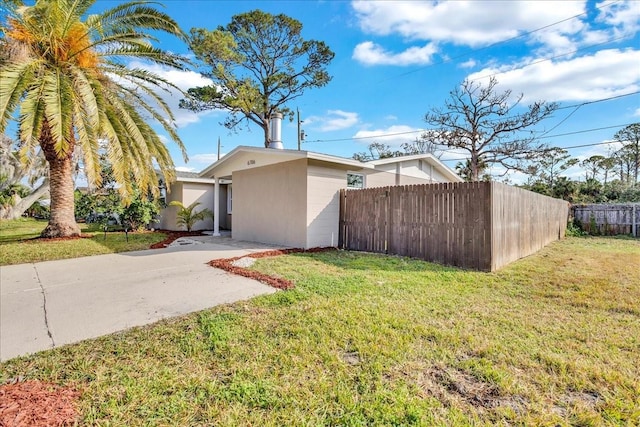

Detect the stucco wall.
[
  {"left": 372, "top": 160, "right": 451, "bottom": 183},
  {"left": 160, "top": 182, "right": 183, "bottom": 230},
  {"left": 183, "top": 182, "right": 214, "bottom": 231},
  {"left": 160, "top": 182, "right": 214, "bottom": 231},
  {"left": 232, "top": 159, "right": 308, "bottom": 247},
  {"left": 306, "top": 163, "right": 345, "bottom": 247}
]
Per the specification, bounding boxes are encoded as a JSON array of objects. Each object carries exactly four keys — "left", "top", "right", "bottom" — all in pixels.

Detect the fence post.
[
  {"left": 338, "top": 189, "right": 345, "bottom": 248},
  {"left": 633, "top": 204, "right": 637, "bottom": 237}
]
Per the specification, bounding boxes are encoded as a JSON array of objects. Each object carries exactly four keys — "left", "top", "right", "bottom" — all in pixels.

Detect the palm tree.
[
  {"left": 169, "top": 201, "right": 213, "bottom": 232},
  {"left": 0, "top": 0, "right": 189, "bottom": 237}
]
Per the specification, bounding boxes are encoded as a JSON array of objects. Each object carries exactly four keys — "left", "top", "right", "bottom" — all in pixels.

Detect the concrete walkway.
[{"left": 0, "top": 236, "right": 282, "bottom": 362}]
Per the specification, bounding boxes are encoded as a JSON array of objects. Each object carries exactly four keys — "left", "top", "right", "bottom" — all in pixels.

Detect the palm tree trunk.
[{"left": 40, "top": 125, "right": 80, "bottom": 238}]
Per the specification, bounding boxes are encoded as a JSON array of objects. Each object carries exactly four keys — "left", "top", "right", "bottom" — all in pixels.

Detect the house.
[
  {"left": 159, "top": 117, "right": 462, "bottom": 248},
  {"left": 160, "top": 146, "right": 462, "bottom": 248}
]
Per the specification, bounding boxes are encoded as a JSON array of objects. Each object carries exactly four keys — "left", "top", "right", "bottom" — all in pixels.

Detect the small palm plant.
[{"left": 169, "top": 201, "right": 213, "bottom": 232}]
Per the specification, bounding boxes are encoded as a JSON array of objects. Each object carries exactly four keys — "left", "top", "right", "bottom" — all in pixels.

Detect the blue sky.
[{"left": 17, "top": 1, "right": 640, "bottom": 181}]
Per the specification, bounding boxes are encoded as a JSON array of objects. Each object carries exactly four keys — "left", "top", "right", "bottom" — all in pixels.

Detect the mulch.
[
  {"left": 208, "top": 247, "right": 332, "bottom": 290},
  {"left": 148, "top": 230, "right": 207, "bottom": 249},
  {"left": 0, "top": 380, "right": 79, "bottom": 427}
]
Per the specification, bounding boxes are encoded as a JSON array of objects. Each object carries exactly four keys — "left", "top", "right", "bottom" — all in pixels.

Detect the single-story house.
[{"left": 159, "top": 144, "right": 462, "bottom": 248}]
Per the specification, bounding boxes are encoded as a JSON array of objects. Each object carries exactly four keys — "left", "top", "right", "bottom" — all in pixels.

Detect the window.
[
  {"left": 347, "top": 173, "right": 364, "bottom": 189},
  {"left": 227, "top": 185, "right": 232, "bottom": 214}
]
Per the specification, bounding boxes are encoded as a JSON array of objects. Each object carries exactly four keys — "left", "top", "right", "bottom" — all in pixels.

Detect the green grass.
[
  {"left": 0, "top": 218, "right": 167, "bottom": 265},
  {"left": 1, "top": 236, "right": 639, "bottom": 425}
]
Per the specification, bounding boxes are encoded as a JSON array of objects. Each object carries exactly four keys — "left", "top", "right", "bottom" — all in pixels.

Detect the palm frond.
[
  {"left": 91, "top": 2, "right": 186, "bottom": 41},
  {"left": 0, "top": 60, "right": 38, "bottom": 132},
  {"left": 17, "top": 78, "right": 46, "bottom": 161},
  {"left": 42, "top": 69, "right": 74, "bottom": 156},
  {"left": 100, "top": 44, "right": 189, "bottom": 69}
]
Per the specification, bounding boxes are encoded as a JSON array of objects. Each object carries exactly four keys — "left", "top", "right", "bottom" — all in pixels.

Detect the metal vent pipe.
[{"left": 268, "top": 112, "right": 283, "bottom": 149}]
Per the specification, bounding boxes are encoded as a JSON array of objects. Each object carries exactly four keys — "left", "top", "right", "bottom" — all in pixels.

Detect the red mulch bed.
[
  {"left": 149, "top": 230, "right": 207, "bottom": 249},
  {"left": 208, "top": 247, "right": 333, "bottom": 290},
  {"left": 0, "top": 380, "right": 79, "bottom": 427}
]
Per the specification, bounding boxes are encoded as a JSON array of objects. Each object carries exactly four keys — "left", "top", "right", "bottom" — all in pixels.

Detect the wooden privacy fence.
[
  {"left": 339, "top": 182, "right": 569, "bottom": 272},
  {"left": 572, "top": 204, "right": 639, "bottom": 237}
]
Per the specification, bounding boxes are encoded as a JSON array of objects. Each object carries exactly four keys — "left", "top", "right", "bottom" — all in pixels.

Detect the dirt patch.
[
  {"left": 552, "top": 391, "right": 602, "bottom": 416},
  {"left": 0, "top": 380, "right": 80, "bottom": 427},
  {"left": 208, "top": 247, "right": 333, "bottom": 290},
  {"left": 149, "top": 230, "right": 207, "bottom": 249},
  {"left": 341, "top": 351, "right": 361, "bottom": 365},
  {"left": 403, "top": 364, "right": 526, "bottom": 414}
]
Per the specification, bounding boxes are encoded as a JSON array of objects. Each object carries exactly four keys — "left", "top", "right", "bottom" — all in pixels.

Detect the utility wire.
[
  {"left": 468, "top": 35, "right": 628, "bottom": 82},
  {"left": 438, "top": 139, "right": 621, "bottom": 163},
  {"left": 306, "top": 93, "right": 638, "bottom": 144}
]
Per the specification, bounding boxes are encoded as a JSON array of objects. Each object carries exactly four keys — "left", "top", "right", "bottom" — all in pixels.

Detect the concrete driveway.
[{"left": 0, "top": 236, "right": 281, "bottom": 362}]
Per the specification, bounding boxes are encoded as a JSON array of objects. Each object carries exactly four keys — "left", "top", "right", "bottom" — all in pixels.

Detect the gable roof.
[{"left": 367, "top": 153, "right": 463, "bottom": 182}]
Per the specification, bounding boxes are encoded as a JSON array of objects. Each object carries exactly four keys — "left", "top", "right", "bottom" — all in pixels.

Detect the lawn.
[
  {"left": 0, "top": 218, "right": 168, "bottom": 266},
  {"left": 1, "top": 236, "right": 639, "bottom": 426}
]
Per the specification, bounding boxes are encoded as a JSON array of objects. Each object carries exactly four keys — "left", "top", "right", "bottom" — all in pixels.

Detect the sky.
[{"left": 10, "top": 0, "right": 640, "bottom": 182}]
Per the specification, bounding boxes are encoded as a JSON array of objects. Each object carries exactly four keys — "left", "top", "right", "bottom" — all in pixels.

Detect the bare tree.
[
  {"left": 423, "top": 77, "right": 558, "bottom": 181},
  {"left": 0, "top": 135, "right": 49, "bottom": 219}
]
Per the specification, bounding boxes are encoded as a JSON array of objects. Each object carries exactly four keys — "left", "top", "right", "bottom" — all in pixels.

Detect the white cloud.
[
  {"left": 467, "top": 48, "right": 640, "bottom": 102},
  {"left": 125, "top": 61, "right": 216, "bottom": 128},
  {"left": 190, "top": 153, "right": 219, "bottom": 164},
  {"left": 459, "top": 59, "right": 477, "bottom": 69},
  {"left": 353, "top": 125, "right": 422, "bottom": 145},
  {"left": 351, "top": 1, "right": 640, "bottom": 63},
  {"left": 351, "top": 0, "right": 586, "bottom": 48},
  {"left": 634, "top": 107, "right": 640, "bottom": 117},
  {"left": 597, "top": 0, "right": 640, "bottom": 38},
  {"left": 306, "top": 110, "right": 359, "bottom": 131},
  {"left": 175, "top": 166, "right": 197, "bottom": 172},
  {"left": 353, "top": 41, "right": 437, "bottom": 66}
]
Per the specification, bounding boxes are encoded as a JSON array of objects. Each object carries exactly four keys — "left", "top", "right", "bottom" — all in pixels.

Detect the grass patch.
[
  {"left": 0, "top": 218, "right": 167, "bottom": 265},
  {"left": 1, "top": 237, "right": 638, "bottom": 425}
]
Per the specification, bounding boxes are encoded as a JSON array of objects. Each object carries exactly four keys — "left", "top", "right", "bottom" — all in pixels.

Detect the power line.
[
  {"left": 438, "top": 139, "right": 620, "bottom": 163},
  {"left": 557, "top": 91, "right": 640, "bottom": 110},
  {"left": 306, "top": 94, "right": 638, "bottom": 144},
  {"left": 468, "top": 34, "right": 628, "bottom": 82}
]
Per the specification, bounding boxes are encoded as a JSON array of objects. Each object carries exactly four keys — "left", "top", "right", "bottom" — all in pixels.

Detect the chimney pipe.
[{"left": 268, "top": 112, "right": 283, "bottom": 149}]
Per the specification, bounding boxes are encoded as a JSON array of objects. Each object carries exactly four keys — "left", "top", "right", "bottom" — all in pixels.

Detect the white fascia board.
[{"left": 175, "top": 176, "right": 217, "bottom": 184}]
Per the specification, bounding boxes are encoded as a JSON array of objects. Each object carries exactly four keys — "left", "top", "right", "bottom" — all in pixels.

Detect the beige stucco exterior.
[
  {"left": 369, "top": 158, "right": 453, "bottom": 184},
  {"left": 160, "top": 181, "right": 215, "bottom": 231},
  {"left": 232, "top": 159, "right": 308, "bottom": 247}
]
